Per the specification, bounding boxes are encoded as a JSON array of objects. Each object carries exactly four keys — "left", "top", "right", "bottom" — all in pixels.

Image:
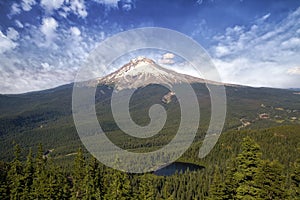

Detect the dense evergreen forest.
[{"left": 1, "top": 126, "right": 300, "bottom": 199}]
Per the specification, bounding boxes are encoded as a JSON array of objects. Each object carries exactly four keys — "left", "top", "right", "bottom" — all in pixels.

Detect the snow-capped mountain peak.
[{"left": 98, "top": 57, "right": 204, "bottom": 90}]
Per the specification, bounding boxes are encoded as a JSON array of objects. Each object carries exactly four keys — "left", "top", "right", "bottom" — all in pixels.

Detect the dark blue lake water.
[{"left": 153, "top": 162, "right": 204, "bottom": 176}]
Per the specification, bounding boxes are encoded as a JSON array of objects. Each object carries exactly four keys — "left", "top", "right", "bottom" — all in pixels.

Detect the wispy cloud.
[
  {"left": 6, "top": 28, "right": 19, "bottom": 40},
  {"left": 10, "top": 3, "right": 21, "bottom": 16},
  {"left": 92, "top": 0, "right": 119, "bottom": 7},
  {"left": 101, "top": 0, "right": 119, "bottom": 4},
  {"left": 117, "top": 0, "right": 136, "bottom": 12},
  {"left": 210, "top": 7, "right": 300, "bottom": 88},
  {"left": 40, "top": 0, "right": 65, "bottom": 13},
  {"left": 21, "top": 0, "right": 37, "bottom": 12},
  {"left": 15, "top": 20, "right": 24, "bottom": 28},
  {"left": 287, "top": 67, "right": 300, "bottom": 75},
  {"left": 0, "top": 55, "right": 78, "bottom": 94},
  {"left": 0, "top": 31, "right": 18, "bottom": 54},
  {"left": 196, "top": 0, "right": 203, "bottom": 5},
  {"left": 68, "top": 0, "right": 88, "bottom": 18}
]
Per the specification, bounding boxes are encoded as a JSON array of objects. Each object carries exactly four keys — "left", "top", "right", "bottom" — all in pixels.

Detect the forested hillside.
[{"left": 1, "top": 125, "right": 299, "bottom": 199}]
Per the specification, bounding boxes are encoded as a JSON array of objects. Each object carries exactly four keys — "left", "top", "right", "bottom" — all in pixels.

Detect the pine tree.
[
  {"left": 290, "top": 158, "right": 300, "bottom": 199},
  {"left": 257, "top": 160, "right": 287, "bottom": 199},
  {"left": 162, "top": 178, "right": 174, "bottom": 200},
  {"left": 0, "top": 161, "right": 9, "bottom": 200},
  {"left": 56, "top": 169, "right": 71, "bottom": 200},
  {"left": 138, "top": 174, "right": 155, "bottom": 200},
  {"left": 7, "top": 144, "right": 24, "bottom": 200},
  {"left": 71, "top": 148, "right": 86, "bottom": 199},
  {"left": 83, "top": 157, "right": 102, "bottom": 200},
  {"left": 32, "top": 143, "right": 48, "bottom": 199},
  {"left": 23, "top": 148, "right": 34, "bottom": 199},
  {"left": 46, "top": 162, "right": 70, "bottom": 199},
  {"left": 104, "top": 168, "right": 131, "bottom": 200},
  {"left": 222, "top": 158, "right": 238, "bottom": 199},
  {"left": 207, "top": 166, "right": 226, "bottom": 200},
  {"left": 234, "top": 137, "right": 263, "bottom": 200}
]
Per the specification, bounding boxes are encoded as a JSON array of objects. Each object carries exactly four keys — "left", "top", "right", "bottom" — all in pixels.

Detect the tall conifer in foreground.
[
  {"left": 258, "top": 160, "right": 287, "bottom": 199},
  {"left": 291, "top": 158, "right": 300, "bottom": 199},
  {"left": 234, "top": 137, "right": 263, "bottom": 199},
  {"left": 7, "top": 144, "right": 23, "bottom": 200},
  {"left": 71, "top": 148, "right": 86, "bottom": 199}
]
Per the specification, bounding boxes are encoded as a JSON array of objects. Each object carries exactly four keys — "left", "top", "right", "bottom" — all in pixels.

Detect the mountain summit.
[{"left": 98, "top": 57, "right": 204, "bottom": 90}]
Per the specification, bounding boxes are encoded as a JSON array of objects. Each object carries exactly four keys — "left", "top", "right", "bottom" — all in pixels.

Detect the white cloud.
[
  {"left": 40, "top": 17, "right": 59, "bottom": 44},
  {"left": 213, "top": 58, "right": 299, "bottom": 88},
  {"left": 10, "top": 3, "right": 21, "bottom": 15},
  {"left": 92, "top": 0, "right": 119, "bottom": 7},
  {"left": 41, "top": 0, "right": 65, "bottom": 13},
  {"left": 41, "top": 62, "right": 54, "bottom": 71},
  {"left": 118, "top": 0, "right": 135, "bottom": 11},
  {"left": 0, "top": 6, "right": 100, "bottom": 94},
  {"left": 69, "top": 0, "right": 88, "bottom": 18},
  {"left": 197, "top": 0, "right": 203, "bottom": 5},
  {"left": 210, "top": 7, "right": 300, "bottom": 88},
  {"left": 21, "top": 0, "right": 37, "bottom": 11},
  {"left": 6, "top": 28, "right": 19, "bottom": 41},
  {"left": 287, "top": 67, "right": 300, "bottom": 75},
  {"left": 214, "top": 46, "right": 230, "bottom": 57},
  {"left": 15, "top": 20, "right": 24, "bottom": 28},
  {"left": 0, "top": 55, "right": 78, "bottom": 94},
  {"left": 258, "top": 13, "right": 271, "bottom": 22},
  {"left": 40, "top": 0, "right": 89, "bottom": 18},
  {"left": 158, "top": 53, "right": 176, "bottom": 65},
  {"left": 162, "top": 53, "right": 175, "bottom": 59},
  {"left": 281, "top": 37, "right": 300, "bottom": 49},
  {"left": 262, "top": 13, "right": 271, "bottom": 20},
  {"left": 0, "top": 31, "right": 18, "bottom": 54},
  {"left": 70, "top": 26, "right": 81, "bottom": 36}
]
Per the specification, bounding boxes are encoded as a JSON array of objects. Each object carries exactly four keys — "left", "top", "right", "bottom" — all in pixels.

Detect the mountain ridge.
[
  {"left": 95, "top": 57, "right": 239, "bottom": 90},
  {"left": 97, "top": 57, "right": 206, "bottom": 90}
]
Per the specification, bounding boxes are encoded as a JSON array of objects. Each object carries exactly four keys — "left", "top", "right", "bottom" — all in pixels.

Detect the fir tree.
[
  {"left": 0, "top": 161, "right": 9, "bottom": 199},
  {"left": 207, "top": 166, "right": 226, "bottom": 200},
  {"left": 290, "top": 158, "right": 300, "bottom": 199},
  {"left": 162, "top": 178, "right": 174, "bottom": 200},
  {"left": 83, "top": 157, "right": 102, "bottom": 200},
  {"left": 71, "top": 148, "right": 86, "bottom": 199},
  {"left": 57, "top": 169, "right": 71, "bottom": 200},
  {"left": 32, "top": 143, "right": 48, "bottom": 199},
  {"left": 258, "top": 160, "right": 287, "bottom": 199},
  {"left": 104, "top": 167, "right": 131, "bottom": 200},
  {"left": 138, "top": 174, "right": 155, "bottom": 200},
  {"left": 23, "top": 148, "right": 34, "bottom": 199},
  {"left": 7, "top": 144, "right": 24, "bottom": 200},
  {"left": 222, "top": 158, "right": 238, "bottom": 199},
  {"left": 234, "top": 137, "right": 263, "bottom": 199},
  {"left": 43, "top": 159, "right": 70, "bottom": 199}
]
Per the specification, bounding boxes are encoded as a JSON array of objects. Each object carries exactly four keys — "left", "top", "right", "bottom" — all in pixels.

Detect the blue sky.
[{"left": 0, "top": 0, "right": 300, "bottom": 93}]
